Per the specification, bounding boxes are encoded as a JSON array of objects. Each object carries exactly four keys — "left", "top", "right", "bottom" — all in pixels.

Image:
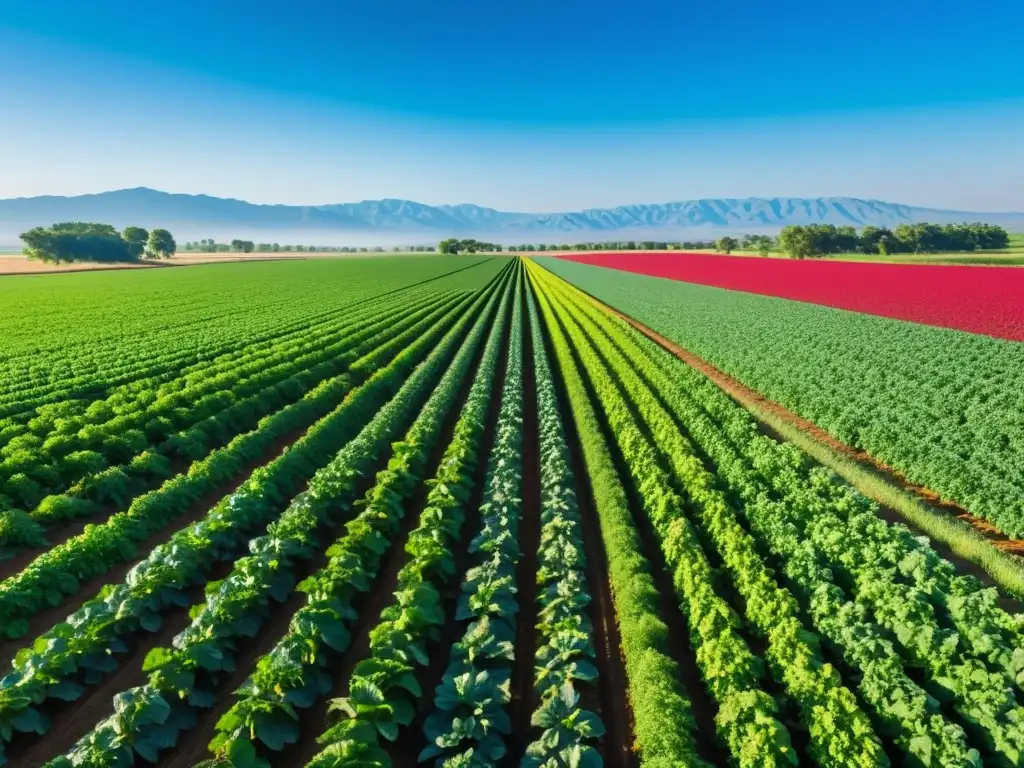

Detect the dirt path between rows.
[{"left": 586, "top": 294, "right": 1024, "bottom": 556}]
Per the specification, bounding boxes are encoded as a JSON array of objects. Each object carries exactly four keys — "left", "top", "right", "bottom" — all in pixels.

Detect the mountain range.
[{"left": 1, "top": 188, "right": 1021, "bottom": 246}]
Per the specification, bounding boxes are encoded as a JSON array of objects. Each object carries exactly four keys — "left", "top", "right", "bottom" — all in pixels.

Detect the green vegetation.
[
  {"left": 179, "top": 241, "right": 440, "bottom": 253},
  {"left": 19, "top": 222, "right": 177, "bottom": 264},
  {"left": 307, "top": 270, "right": 511, "bottom": 767},
  {"left": 437, "top": 238, "right": 503, "bottom": 254},
  {"left": 532, "top": 260, "right": 1024, "bottom": 765},
  {"left": 778, "top": 221, "right": 1010, "bottom": 259},
  {"left": 0, "top": 254, "right": 1022, "bottom": 767},
  {"left": 542, "top": 256, "right": 1024, "bottom": 536}
]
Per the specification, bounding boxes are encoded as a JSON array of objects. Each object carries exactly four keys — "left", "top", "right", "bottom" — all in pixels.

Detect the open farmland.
[
  {"left": 556, "top": 251, "right": 1024, "bottom": 340},
  {"left": 1, "top": 255, "right": 1024, "bottom": 768},
  {"left": 543, "top": 256, "right": 1024, "bottom": 537}
]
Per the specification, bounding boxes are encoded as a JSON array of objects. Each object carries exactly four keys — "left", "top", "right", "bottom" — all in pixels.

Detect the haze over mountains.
[{"left": 1, "top": 188, "right": 1021, "bottom": 246}]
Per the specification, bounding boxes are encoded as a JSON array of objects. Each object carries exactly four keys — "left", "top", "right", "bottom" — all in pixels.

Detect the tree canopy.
[
  {"left": 438, "top": 238, "right": 502, "bottom": 254},
  {"left": 716, "top": 236, "right": 739, "bottom": 254},
  {"left": 147, "top": 229, "right": 177, "bottom": 259},
  {"left": 20, "top": 222, "right": 177, "bottom": 264},
  {"left": 777, "top": 221, "right": 1009, "bottom": 258}
]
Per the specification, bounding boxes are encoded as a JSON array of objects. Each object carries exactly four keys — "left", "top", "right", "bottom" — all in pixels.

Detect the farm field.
[
  {"left": 543, "top": 256, "right": 1024, "bottom": 536},
  {"left": 0, "top": 252, "right": 377, "bottom": 276},
  {"left": 555, "top": 251, "right": 1024, "bottom": 340},
  {"left": 1, "top": 255, "right": 1024, "bottom": 768}
]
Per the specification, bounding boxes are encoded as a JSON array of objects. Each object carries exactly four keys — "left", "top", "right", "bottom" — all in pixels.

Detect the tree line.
[
  {"left": 180, "top": 240, "right": 440, "bottom": 253},
  {"left": 21, "top": 223, "right": 176, "bottom": 264},
  {"left": 438, "top": 238, "right": 503, "bottom": 254},
  {"left": 506, "top": 240, "right": 719, "bottom": 252},
  {"left": 502, "top": 223, "right": 1011, "bottom": 259},
  {"left": 776, "top": 222, "right": 1010, "bottom": 258}
]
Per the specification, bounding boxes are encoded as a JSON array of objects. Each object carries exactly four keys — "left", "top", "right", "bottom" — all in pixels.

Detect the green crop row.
[
  {"left": 37, "top": 268, "right": 508, "bottom": 768},
  {"left": 540, "top": 258, "right": 1024, "bottom": 537},
  {"left": 519, "top": 286, "right": 604, "bottom": 768},
  {"left": 534, "top": 264, "right": 800, "bottom": 767},
  {"left": 0, "top": 287, "right": 481, "bottom": 637},
  {"left": 0, "top": 286, "right": 455, "bottom": 518},
  {"left": 419, "top": 264, "right": 526, "bottom": 767},
  {"left": 527, "top": 261, "right": 707, "bottom": 768},
  {"left": 302, "top": 268, "right": 513, "bottom": 768},
  {"left": 204, "top": 267, "right": 511, "bottom": 766},
  {"left": 0, "top": 275, "right": 506, "bottom": 768},
  {"left": 0, "top": 289, "right": 457, "bottom": 553},
  {"left": 534, "top": 263, "right": 889, "bottom": 768},
  {"left": 0, "top": 258, "right": 500, "bottom": 414},
  {"left": 555, "top": 276, "right": 1024, "bottom": 765}
]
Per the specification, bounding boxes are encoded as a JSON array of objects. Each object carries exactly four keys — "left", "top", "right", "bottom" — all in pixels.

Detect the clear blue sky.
[{"left": 1, "top": 0, "right": 1022, "bottom": 211}]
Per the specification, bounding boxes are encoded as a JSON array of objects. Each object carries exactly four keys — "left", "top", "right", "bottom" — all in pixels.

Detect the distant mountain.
[{"left": 1, "top": 188, "right": 1021, "bottom": 245}]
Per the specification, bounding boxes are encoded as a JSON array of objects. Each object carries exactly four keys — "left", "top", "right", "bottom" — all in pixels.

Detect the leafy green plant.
[{"left": 305, "top": 278, "right": 512, "bottom": 768}]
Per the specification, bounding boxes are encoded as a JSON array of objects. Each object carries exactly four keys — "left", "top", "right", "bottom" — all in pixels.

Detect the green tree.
[
  {"left": 716, "top": 236, "right": 739, "bottom": 254},
  {"left": 21, "top": 222, "right": 136, "bottom": 263},
  {"left": 121, "top": 226, "right": 149, "bottom": 259},
  {"left": 860, "top": 226, "right": 891, "bottom": 254},
  {"left": 777, "top": 225, "right": 815, "bottom": 259},
  {"left": 146, "top": 228, "right": 177, "bottom": 259},
  {"left": 438, "top": 238, "right": 461, "bottom": 254}
]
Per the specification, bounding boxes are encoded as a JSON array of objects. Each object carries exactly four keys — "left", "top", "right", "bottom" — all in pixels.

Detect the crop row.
[
  {"left": 0, "top": 270, "right": 512, "bottom": 766},
  {"left": 202, "top": 267, "right": 512, "bottom": 765},
  {"left": 532, "top": 262, "right": 889, "bottom": 767},
  {"left": 551, "top": 278, "right": 1024, "bottom": 765},
  {"left": 540, "top": 258, "right": 1024, "bottom": 536},
  {"left": 0, "top": 258, "right": 499, "bottom": 414},
  {"left": 534, "top": 267, "right": 798, "bottom": 766},
  {"left": 529, "top": 267, "right": 709, "bottom": 766},
  {"left": 303, "top": 264, "right": 513, "bottom": 768},
  {"left": 48, "top": 271, "right": 502, "bottom": 766},
  {"left": 0, "top": 287, "right": 484, "bottom": 639},
  {"left": 0, "top": 279, "right": 446, "bottom": 440},
  {"left": 417, "top": 265, "right": 526, "bottom": 767},
  {"left": 0, "top": 288, "right": 460, "bottom": 552},
  {"left": 0, "top": 284, "right": 454, "bottom": 515},
  {"left": 519, "top": 287, "right": 603, "bottom": 767}
]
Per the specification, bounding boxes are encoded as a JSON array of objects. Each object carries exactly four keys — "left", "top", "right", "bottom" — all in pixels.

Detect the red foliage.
[{"left": 556, "top": 252, "right": 1024, "bottom": 341}]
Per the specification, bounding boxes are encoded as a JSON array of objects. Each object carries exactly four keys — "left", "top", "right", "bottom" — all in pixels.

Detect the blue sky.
[{"left": 1, "top": 0, "right": 1023, "bottom": 211}]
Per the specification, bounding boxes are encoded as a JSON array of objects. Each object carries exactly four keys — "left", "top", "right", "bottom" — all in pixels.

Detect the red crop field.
[{"left": 556, "top": 251, "right": 1024, "bottom": 340}]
